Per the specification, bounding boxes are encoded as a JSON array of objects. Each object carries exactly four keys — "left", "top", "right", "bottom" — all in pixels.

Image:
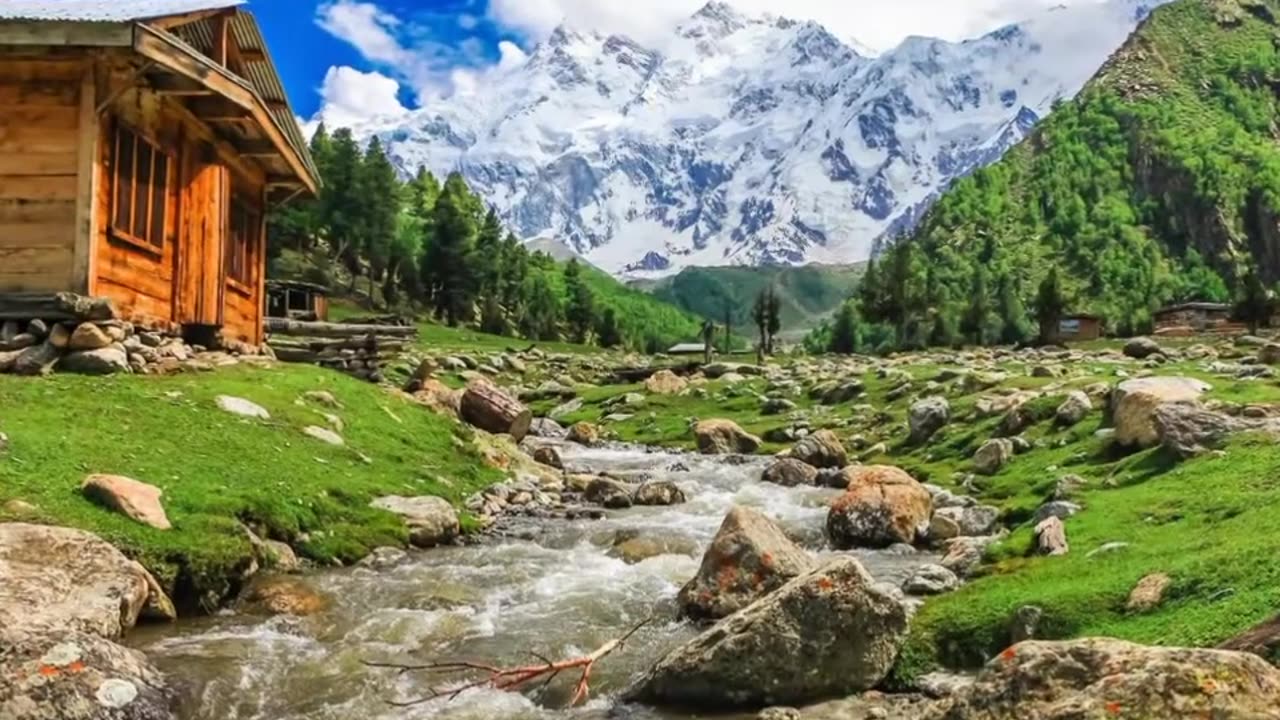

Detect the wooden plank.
[
  {"left": 0, "top": 126, "right": 77, "bottom": 154},
  {"left": 0, "top": 176, "right": 77, "bottom": 201},
  {"left": 0, "top": 153, "right": 77, "bottom": 176},
  {"left": 211, "top": 13, "right": 229, "bottom": 66},
  {"left": 72, "top": 65, "right": 98, "bottom": 296},
  {"left": 0, "top": 222, "right": 75, "bottom": 248},
  {"left": 0, "top": 106, "right": 78, "bottom": 130},
  {"left": 0, "top": 245, "right": 73, "bottom": 273},
  {"left": 0, "top": 22, "right": 133, "bottom": 47},
  {"left": 0, "top": 60, "right": 86, "bottom": 83},
  {"left": 0, "top": 198, "right": 76, "bottom": 224},
  {"left": 147, "top": 9, "right": 229, "bottom": 30},
  {"left": 0, "top": 82, "right": 78, "bottom": 106}
]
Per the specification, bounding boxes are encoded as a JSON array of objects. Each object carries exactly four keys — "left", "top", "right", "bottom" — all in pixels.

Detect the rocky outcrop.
[
  {"left": 927, "top": 638, "right": 1280, "bottom": 719},
  {"left": 1152, "top": 402, "right": 1280, "bottom": 458},
  {"left": 909, "top": 397, "right": 950, "bottom": 444},
  {"left": 790, "top": 430, "right": 847, "bottom": 469},
  {"left": 0, "top": 628, "right": 176, "bottom": 720},
  {"left": 677, "top": 506, "right": 814, "bottom": 621},
  {"left": 694, "top": 419, "right": 762, "bottom": 455},
  {"left": 633, "top": 557, "right": 908, "bottom": 708},
  {"left": 369, "top": 495, "right": 459, "bottom": 547},
  {"left": 827, "top": 466, "right": 933, "bottom": 549},
  {"left": 1111, "top": 377, "right": 1210, "bottom": 448}
]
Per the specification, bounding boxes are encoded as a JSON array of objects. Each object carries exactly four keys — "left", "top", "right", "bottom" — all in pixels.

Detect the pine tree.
[
  {"left": 961, "top": 267, "right": 992, "bottom": 346},
  {"left": 423, "top": 173, "right": 479, "bottom": 326},
  {"left": 751, "top": 289, "right": 769, "bottom": 353},
  {"left": 1034, "top": 267, "right": 1068, "bottom": 344},
  {"left": 520, "top": 273, "right": 562, "bottom": 341},
  {"left": 829, "top": 302, "right": 858, "bottom": 355},
  {"left": 765, "top": 286, "right": 782, "bottom": 354},
  {"left": 323, "top": 128, "right": 364, "bottom": 281},
  {"left": 358, "top": 136, "right": 401, "bottom": 301},
  {"left": 996, "top": 272, "right": 1031, "bottom": 345},
  {"left": 563, "top": 259, "right": 596, "bottom": 343},
  {"left": 1236, "top": 266, "right": 1272, "bottom": 334},
  {"left": 597, "top": 307, "right": 623, "bottom": 348},
  {"left": 858, "top": 259, "right": 884, "bottom": 324},
  {"left": 475, "top": 208, "right": 504, "bottom": 296}
]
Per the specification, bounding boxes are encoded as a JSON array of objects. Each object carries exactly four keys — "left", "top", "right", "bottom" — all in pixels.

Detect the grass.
[{"left": 0, "top": 363, "right": 500, "bottom": 610}]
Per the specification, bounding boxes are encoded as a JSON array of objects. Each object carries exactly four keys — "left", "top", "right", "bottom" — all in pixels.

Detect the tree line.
[{"left": 269, "top": 124, "right": 701, "bottom": 350}]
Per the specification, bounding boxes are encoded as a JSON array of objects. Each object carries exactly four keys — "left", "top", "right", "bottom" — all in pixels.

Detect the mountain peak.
[{"left": 683, "top": 1, "right": 752, "bottom": 37}]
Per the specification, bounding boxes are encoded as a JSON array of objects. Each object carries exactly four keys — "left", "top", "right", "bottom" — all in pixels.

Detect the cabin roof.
[
  {"left": 668, "top": 343, "right": 709, "bottom": 353},
  {"left": 0, "top": 0, "right": 243, "bottom": 22},
  {"left": 266, "top": 279, "right": 329, "bottom": 294},
  {"left": 1156, "top": 302, "right": 1232, "bottom": 314}
]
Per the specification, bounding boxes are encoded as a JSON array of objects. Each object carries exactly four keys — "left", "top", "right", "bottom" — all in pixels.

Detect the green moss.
[{"left": 0, "top": 364, "right": 499, "bottom": 608}]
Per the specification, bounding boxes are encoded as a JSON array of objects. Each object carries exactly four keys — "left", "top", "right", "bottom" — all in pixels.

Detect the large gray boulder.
[
  {"left": 0, "top": 523, "right": 166, "bottom": 638},
  {"left": 790, "top": 430, "right": 847, "bottom": 469},
  {"left": 908, "top": 397, "right": 950, "bottom": 444},
  {"left": 59, "top": 347, "right": 129, "bottom": 375},
  {"left": 827, "top": 466, "right": 933, "bottom": 549},
  {"left": 677, "top": 506, "right": 814, "bottom": 621},
  {"left": 1153, "top": 403, "right": 1280, "bottom": 458},
  {"left": 1123, "top": 336, "right": 1162, "bottom": 359},
  {"left": 925, "top": 638, "right": 1280, "bottom": 719},
  {"left": 972, "top": 439, "right": 1013, "bottom": 476},
  {"left": 1110, "top": 377, "right": 1210, "bottom": 448},
  {"left": 369, "top": 496, "right": 459, "bottom": 547},
  {"left": 694, "top": 419, "right": 761, "bottom": 455},
  {"left": 0, "top": 628, "right": 176, "bottom": 720},
  {"left": 761, "top": 458, "right": 819, "bottom": 487},
  {"left": 632, "top": 556, "right": 908, "bottom": 709}
]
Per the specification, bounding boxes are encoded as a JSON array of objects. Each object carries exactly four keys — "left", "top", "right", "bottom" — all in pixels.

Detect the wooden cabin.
[
  {"left": 266, "top": 279, "right": 328, "bottom": 322},
  {"left": 1055, "top": 314, "right": 1103, "bottom": 342},
  {"left": 1153, "top": 302, "right": 1234, "bottom": 336},
  {"left": 0, "top": 0, "right": 318, "bottom": 347}
]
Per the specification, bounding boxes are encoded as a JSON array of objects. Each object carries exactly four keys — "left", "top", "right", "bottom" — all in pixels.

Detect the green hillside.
[
  {"left": 644, "top": 264, "right": 863, "bottom": 340},
  {"left": 900, "top": 0, "right": 1280, "bottom": 334}
]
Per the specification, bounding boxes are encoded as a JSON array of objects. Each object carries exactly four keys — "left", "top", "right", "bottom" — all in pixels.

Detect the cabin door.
[{"left": 175, "top": 149, "right": 226, "bottom": 327}]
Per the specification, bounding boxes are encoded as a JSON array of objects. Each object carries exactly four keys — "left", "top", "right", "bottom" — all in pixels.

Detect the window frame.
[
  {"left": 108, "top": 121, "right": 172, "bottom": 256},
  {"left": 224, "top": 191, "right": 260, "bottom": 296}
]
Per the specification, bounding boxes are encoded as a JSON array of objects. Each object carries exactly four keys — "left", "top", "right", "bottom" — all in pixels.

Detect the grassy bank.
[{"left": 0, "top": 363, "right": 500, "bottom": 609}]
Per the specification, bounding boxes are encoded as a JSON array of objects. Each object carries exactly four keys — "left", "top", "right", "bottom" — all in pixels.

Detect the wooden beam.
[
  {"left": 210, "top": 13, "right": 229, "bottom": 66},
  {"left": 147, "top": 74, "right": 212, "bottom": 96},
  {"left": 146, "top": 9, "right": 228, "bottom": 30},
  {"left": 240, "top": 48, "right": 266, "bottom": 63},
  {"left": 71, "top": 64, "right": 99, "bottom": 296},
  {"left": 234, "top": 139, "right": 279, "bottom": 157},
  {"left": 0, "top": 21, "right": 133, "bottom": 46}
]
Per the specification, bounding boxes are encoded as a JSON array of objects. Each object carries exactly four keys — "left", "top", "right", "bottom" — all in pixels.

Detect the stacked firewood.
[{"left": 264, "top": 318, "right": 416, "bottom": 383}]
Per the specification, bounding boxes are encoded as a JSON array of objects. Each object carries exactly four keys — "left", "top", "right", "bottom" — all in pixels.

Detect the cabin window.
[
  {"left": 110, "top": 123, "right": 170, "bottom": 251},
  {"left": 225, "top": 194, "right": 259, "bottom": 288}
]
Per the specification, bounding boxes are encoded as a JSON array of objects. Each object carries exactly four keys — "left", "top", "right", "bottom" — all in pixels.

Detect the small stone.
[
  {"left": 68, "top": 323, "right": 113, "bottom": 351},
  {"left": 95, "top": 678, "right": 140, "bottom": 708},
  {"left": 1009, "top": 605, "right": 1043, "bottom": 643},
  {"left": 532, "top": 445, "right": 564, "bottom": 469},
  {"left": 241, "top": 576, "right": 329, "bottom": 616},
  {"left": 762, "top": 458, "right": 819, "bottom": 487},
  {"left": 302, "top": 390, "right": 341, "bottom": 408},
  {"left": 1033, "top": 500, "right": 1081, "bottom": 524},
  {"left": 1127, "top": 573, "right": 1171, "bottom": 612},
  {"left": 59, "top": 347, "right": 129, "bottom": 375},
  {"left": 81, "top": 474, "right": 171, "bottom": 530},
  {"left": 1086, "top": 541, "right": 1130, "bottom": 558},
  {"left": 216, "top": 395, "right": 271, "bottom": 419},
  {"left": 47, "top": 323, "right": 72, "bottom": 349},
  {"left": 263, "top": 540, "right": 301, "bottom": 573},
  {"left": 567, "top": 421, "right": 601, "bottom": 446},
  {"left": 633, "top": 480, "right": 686, "bottom": 506},
  {"left": 1035, "top": 516, "right": 1068, "bottom": 556},
  {"left": 370, "top": 495, "right": 459, "bottom": 547},
  {"left": 973, "top": 438, "right": 1013, "bottom": 475},
  {"left": 902, "top": 564, "right": 960, "bottom": 595},
  {"left": 26, "top": 318, "right": 48, "bottom": 339},
  {"left": 303, "top": 425, "right": 344, "bottom": 446}
]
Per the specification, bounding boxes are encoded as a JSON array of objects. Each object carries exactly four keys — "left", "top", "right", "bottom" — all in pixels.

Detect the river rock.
[
  {"left": 1054, "top": 391, "right": 1092, "bottom": 426},
  {"left": 566, "top": 421, "right": 601, "bottom": 446},
  {"left": 81, "top": 475, "right": 171, "bottom": 530},
  {"left": 761, "top": 458, "right": 819, "bottom": 487},
  {"left": 370, "top": 495, "right": 459, "bottom": 547},
  {"left": 1111, "top": 377, "right": 1210, "bottom": 448},
  {"left": 1123, "top": 336, "right": 1162, "bottom": 359},
  {"left": 972, "top": 439, "right": 1013, "bottom": 476},
  {"left": 610, "top": 532, "right": 698, "bottom": 564},
  {"left": 903, "top": 564, "right": 960, "bottom": 596},
  {"left": 790, "top": 430, "right": 847, "bottom": 469},
  {"left": 0, "top": 627, "right": 176, "bottom": 720},
  {"left": 677, "top": 506, "right": 814, "bottom": 621},
  {"left": 634, "top": 556, "right": 908, "bottom": 708},
  {"left": 928, "top": 638, "right": 1280, "bottom": 719},
  {"left": 262, "top": 540, "right": 301, "bottom": 573},
  {"left": 827, "top": 466, "right": 933, "bottom": 549},
  {"left": 532, "top": 445, "right": 564, "bottom": 469},
  {"left": 694, "top": 419, "right": 761, "bottom": 455},
  {"left": 933, "top": 505, "right": 999, "bottom": 537},
  {"left": 908, "top": 397, "right": 950, "bottom": 444},
  {"left": 633, "top": 481, "right": 686, "bottom": 506},
  {"left": 240, "top": 576, "right": 329, "bottom": 616},
  {"left": 528, "top": 417, "right": 566, "bottom": 439},
  {"left": 645, "top": 369, "right": 688, "bottom": 395},
  {"left": 940, "top": 535, "right": 1001, "bottom": 578},
  {"left": 60, "top": 347, "right": 129, "bottom": 375},
  {"left": 0, "top": 523, "right": 165, "bottom": 638},
  {"left": 585, "top": 477, "right": 634, "bottom": 508}
]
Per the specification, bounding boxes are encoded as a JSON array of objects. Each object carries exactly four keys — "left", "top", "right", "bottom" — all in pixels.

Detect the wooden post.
[
  {"left": 210, "top": 13, "right": 228, "bottom": 66},
  {"left": 71, "top": 61, "right": 99, "bottom": 295}
]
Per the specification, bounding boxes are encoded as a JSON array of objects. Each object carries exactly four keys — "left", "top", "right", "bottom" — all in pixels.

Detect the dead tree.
[{"left": 363, "top": 618, "right": 651, "bottom": 708}]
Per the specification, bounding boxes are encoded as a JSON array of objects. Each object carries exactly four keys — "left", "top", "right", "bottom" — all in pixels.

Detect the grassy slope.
[
  {"left": 646, "top": 264, "right": 864, "bottom": 339},
  {"left": 523, "top": 340, "right": 1280, "bottom": 677},
  {"left": 0, "top": 364, "right": 500, "bottom": 608},
  {"left": 535, "top": 263, "right": 705, "bottom": 349}
]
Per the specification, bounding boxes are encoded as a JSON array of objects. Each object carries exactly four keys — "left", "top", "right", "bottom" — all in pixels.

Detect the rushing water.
[{"left": 132, "top": 443, "right": 935, "bottom": 720}]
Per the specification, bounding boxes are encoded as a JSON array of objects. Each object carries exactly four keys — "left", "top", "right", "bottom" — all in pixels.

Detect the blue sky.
[{"left": 249, "top": 0, "right": 1102, "bottom": 127}]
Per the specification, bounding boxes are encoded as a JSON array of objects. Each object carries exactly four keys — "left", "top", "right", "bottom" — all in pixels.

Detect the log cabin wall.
[
  {"left": 0, "top": 60, "right": 85, "bottom": 294},
  {"left": 94, "top": 75, "right": 267, "bottom": 345}
]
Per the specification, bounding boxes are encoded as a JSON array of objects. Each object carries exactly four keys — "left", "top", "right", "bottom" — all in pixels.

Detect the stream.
[{"left": 130, "top": 443, "right": 936, "bottom": 719}]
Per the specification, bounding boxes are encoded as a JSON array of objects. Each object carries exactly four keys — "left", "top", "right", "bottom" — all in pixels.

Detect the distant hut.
[
  {"left": 266, "top": 280, "right": 328, "bottom": 322},
  {"left": 667, "top": 342, "right": 710, "bottom": 356},
  {"left": 1153, "top": 302, "right": 1234, "bottom": 336},
  {"left": 1054, "top": 314, "right": 1103, "bottom": 342}
]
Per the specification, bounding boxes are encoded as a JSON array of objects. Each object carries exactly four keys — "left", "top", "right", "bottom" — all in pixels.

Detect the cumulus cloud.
[
  {"left": 316, "top": 0, "right": 412, "bottom": 66},
  {"left": 487, "top": 0, "right": 1116, "bottom": 52},
  {"left": 311, "top": 65, "right": 408, "bottom": 130}
]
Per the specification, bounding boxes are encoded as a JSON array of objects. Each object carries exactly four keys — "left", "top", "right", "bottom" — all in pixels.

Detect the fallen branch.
[{"left": 363, "top": 617, "right": 652, "bottom": 707}]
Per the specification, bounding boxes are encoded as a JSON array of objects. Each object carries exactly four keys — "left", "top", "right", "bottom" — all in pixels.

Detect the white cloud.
[
  {"left": 496, "top": 40, "right": 529, "bottom": 71},
  {"left": 316, "top": 1, "right": 412, "bottom": 66},
  {"left": 488, "top": 0, "right": 1117, "bottom": 52},
  {"left": 312, "top": 65, "right": 408, "bottom": 129}
]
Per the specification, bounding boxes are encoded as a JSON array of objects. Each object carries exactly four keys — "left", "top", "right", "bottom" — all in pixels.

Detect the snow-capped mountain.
[{"left": 336, "top": 0, "right": 1166, "bottom": 277}]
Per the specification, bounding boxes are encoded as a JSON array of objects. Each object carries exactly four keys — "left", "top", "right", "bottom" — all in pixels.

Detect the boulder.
[
  {"left": 216, "top": 395, "right": 270, "bottom": 420},
  {"left": 790, "top": 430, "right": 847, "bottom": 469},
  {"left": 1111, "top": 377, "right": 1209, "bottom": 448},
  {"left": 532, "top": 445, "right": 564, "bottom": 469},
  {"left": 908, "top": 397, "right": 950, "bottom": 444},
  {"left": 528, "top": 417, "right": 567, "bottom": 439},
  {"left": 694, "top": 419, "right": 762, "bottom": 455},
  {"left": 370, "top": 495, "right": 459, "bottom": 547},
  {"left": 12, "top": 342, "right": 59, "bottom": 376},
  {"left": 81, "top": 475, "right": 170, "bottom": 530},
  {"left": 1260, "top": 343, "right": 1280, "bottom": 365},
  {"left": 1123, "top": 336, "right": 1162, "bottom": 359},
  {"left": 1126, "top": 573, "right": 1171, "bottom": 612},
  {"left": 645, "top": 369, "right": 688, "bottom": 395},
  {"left": 761, "top": 458, "right": 819, "bottom": 487},
  {"left": 933, "top": 505, "right": 1000, "bottom": 537},
  {"left": 59, "top": 347, "right": 130, "bottom": 375},
  {"left": 1035, "top": 517, "right": 1068, "bottom": 556},
  {"left": 972, "top": 439, "right": 1013, "bottom": 476},
  {"left": 584, "top": 477, "right": 633, "bottom": 508},
  {"left": 827, "top": 466, "right": 933, "bottom": 549},
  {"left": 677, "top": 506, "right": 815, "bottom": 621},
  {"left": 902, "top": 564, "right": 960, "bottom": 596},
  {"left": 566, "top": 421, "right": 601, "bottom": 446},
  {"left": 0, "top": 628, "right": 176, "bottom": 720},
  {"left": 633, "top": 481, "right": 686, "bottom": 506},
  {"left": 609, "top": 532, "right": 698, "bottom": 564},
  {"left": 928, "top": 638, "right": 1280, "bottom": 719},
  {"left": 302, "top": 425, "right": 344, "bottom": 446},
  {"left": 1152, "top": 402, "right": 1277, "bottom": 458},
  {"left": 761, "top": 398, "right": 797, "bottom": 415},
  {"left": 1054, "top": 391, "right": 1092, "bottom": 426},
  {"left": 68, "top": 323, "right": 113, "bottom": 351},
  {"left": 632, "top": 556, "right": 908, "bottom": 708},
  {"left": 240, "top": 576, "right": 329, "bottom": 616},
  {"left": 0, "top": 523, "right": 166, "bottom": 638}
]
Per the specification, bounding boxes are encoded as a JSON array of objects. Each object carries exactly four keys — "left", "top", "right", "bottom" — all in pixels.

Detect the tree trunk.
[
  {"left": 264, "top": 318, "right": 417, "bottom": 338},
  {"left": 459, "top": 382, "right": 532, "bottom": 441}
]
